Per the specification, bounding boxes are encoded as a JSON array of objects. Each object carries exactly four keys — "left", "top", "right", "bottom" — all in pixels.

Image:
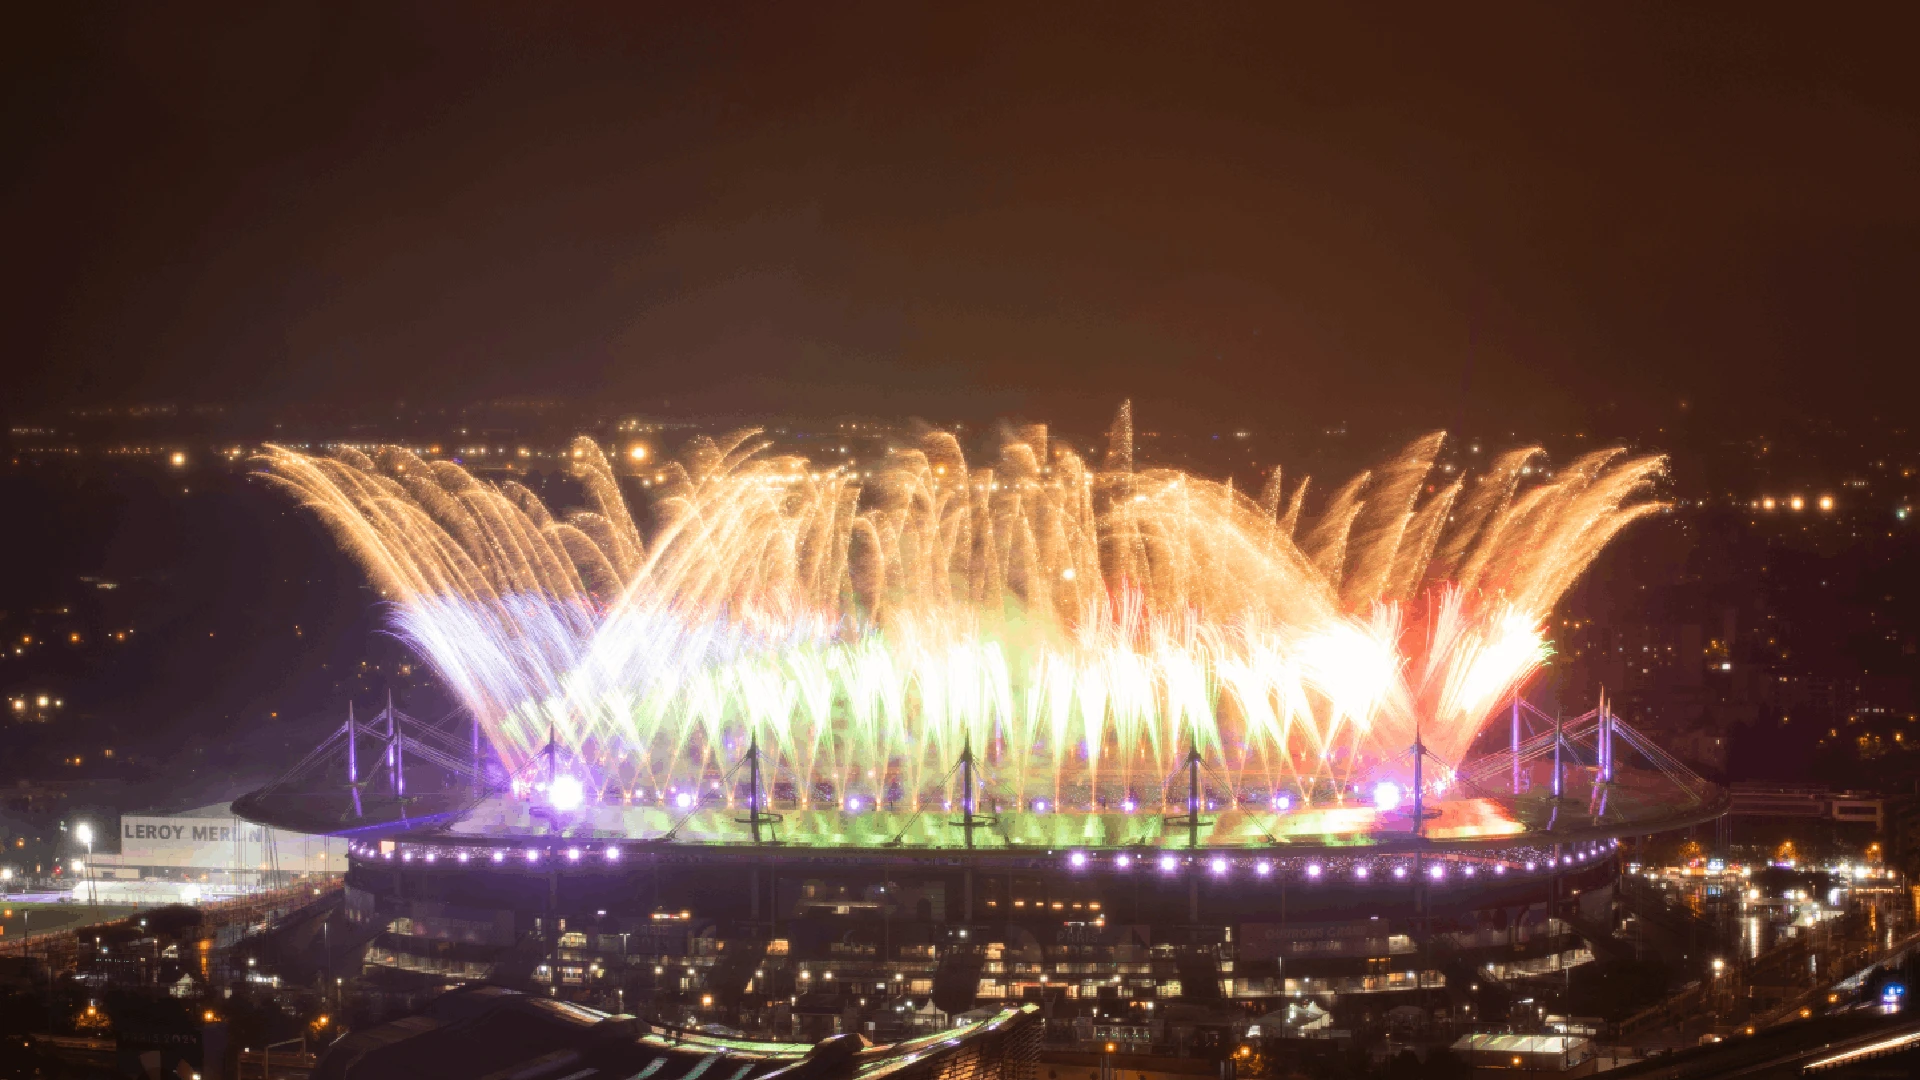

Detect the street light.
[{"left": 75, "top": 822, "right": 95, "bottom": 909}]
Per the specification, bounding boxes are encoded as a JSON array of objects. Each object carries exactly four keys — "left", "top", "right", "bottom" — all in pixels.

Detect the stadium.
[
  {"left": 237, "top": 693, "right": 1722, "bottom": 1038},
  {"left": 233, "top": 413, "right": 1725, "bottom": 1040}
]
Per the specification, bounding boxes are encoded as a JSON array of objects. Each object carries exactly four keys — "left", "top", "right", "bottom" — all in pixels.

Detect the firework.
[{"left": 260, "top": 404, "right": 1662, "bottom": 817}]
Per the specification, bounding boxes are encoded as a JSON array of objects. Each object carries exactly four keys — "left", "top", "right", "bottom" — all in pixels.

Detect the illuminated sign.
[{"left": 104, "top": 815, "right": 345, "bottom": 872}]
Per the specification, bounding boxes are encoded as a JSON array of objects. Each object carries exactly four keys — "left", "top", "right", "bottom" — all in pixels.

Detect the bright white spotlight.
[
  {"left": 1372, "top": 781, "right": 1401, "bottom": 812},
  {"left": 548, "top": 775, "right": 585, "bottom": 812}
]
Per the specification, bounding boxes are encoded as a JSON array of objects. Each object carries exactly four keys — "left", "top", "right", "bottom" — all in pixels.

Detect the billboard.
[{"left": 108, "top": 813, "right": 345, "bottom": 874}]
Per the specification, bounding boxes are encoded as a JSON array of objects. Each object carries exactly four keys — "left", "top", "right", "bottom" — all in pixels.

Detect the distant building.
[
  {"left": 1451, "top": 1032, "right": 1596, "bottom": 1076},
  {"left": 84, "top": 802, "right": 345, "bottom": 903},
  {"left": 1726, "top": 784, "right": 1885, "bottom": 830}
]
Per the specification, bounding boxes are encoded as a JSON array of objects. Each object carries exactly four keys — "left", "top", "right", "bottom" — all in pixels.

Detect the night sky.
[{"left": 4, "top": 5, "right": 1915, "bottom": 433}]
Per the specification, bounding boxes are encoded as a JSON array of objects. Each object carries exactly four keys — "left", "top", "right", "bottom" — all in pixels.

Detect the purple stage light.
[{"left": 548, "top": 775, "right": 585, "bottom": 812}]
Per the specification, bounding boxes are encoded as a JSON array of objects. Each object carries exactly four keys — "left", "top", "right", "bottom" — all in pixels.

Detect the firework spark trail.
[{"left": 259, "top": 405, "right": 1663, "bottom": 812}]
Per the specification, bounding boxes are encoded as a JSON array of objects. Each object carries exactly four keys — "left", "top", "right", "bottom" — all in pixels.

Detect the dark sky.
[{"left": 4, "top": 4, "right": 1914, "bottom": 434}]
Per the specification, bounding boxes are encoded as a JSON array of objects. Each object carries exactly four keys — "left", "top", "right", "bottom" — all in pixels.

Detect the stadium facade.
[{"left": 237, "top": 699, "right": 1723, "bottom": 1045}]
